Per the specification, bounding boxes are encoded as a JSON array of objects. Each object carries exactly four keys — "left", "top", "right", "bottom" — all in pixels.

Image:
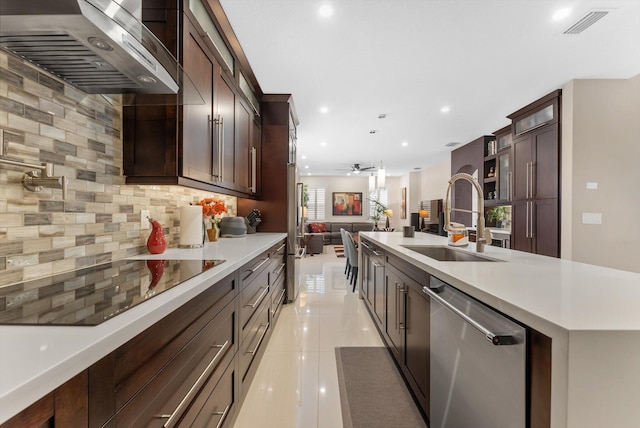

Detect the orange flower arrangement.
[{"left": 198, "top": 198, "right": 228, "bottom": 219}]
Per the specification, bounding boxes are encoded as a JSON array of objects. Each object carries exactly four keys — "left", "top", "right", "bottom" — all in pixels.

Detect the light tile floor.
[{"left": 233, "top": 247, "right": 384, "bottom": 428}]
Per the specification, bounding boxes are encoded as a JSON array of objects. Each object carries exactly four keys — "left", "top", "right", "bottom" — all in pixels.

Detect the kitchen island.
[
  {"left": 0, "top": 233, "right": 286, "bottom": 425},
  {"left": 359, "top": 231, "right": 640, "bottom": 428}
]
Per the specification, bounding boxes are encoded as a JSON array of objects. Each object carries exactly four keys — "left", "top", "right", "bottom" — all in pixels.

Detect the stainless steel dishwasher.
[{"left": 424, "top": 277, "right": 526, "bottom": 428}]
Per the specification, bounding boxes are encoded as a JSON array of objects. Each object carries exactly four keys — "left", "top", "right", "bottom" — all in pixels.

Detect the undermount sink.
[{"left": 401, "top": 245, "right": 500, "bottom": 262}]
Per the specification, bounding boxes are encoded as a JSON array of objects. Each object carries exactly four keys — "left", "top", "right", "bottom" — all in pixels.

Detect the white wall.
[
  {"left": 301, "top": 175, "right": 406, "bottom": 229},
  {"left": 561, "top": 75, "right": 640, "bottom": 273}
]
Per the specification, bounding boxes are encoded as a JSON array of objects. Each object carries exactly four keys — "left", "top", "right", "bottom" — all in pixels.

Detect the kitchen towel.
[{"left": 179, "top": 206, "right": 204, "bottom": 248}]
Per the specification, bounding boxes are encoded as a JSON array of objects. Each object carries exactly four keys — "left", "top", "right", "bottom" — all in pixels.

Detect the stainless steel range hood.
[{"left": 0, "top": 0, "right": 180, "bottom": 95}]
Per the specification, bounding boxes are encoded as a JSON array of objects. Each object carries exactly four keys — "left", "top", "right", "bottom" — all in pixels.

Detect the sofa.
[{"left": 304, "top": 221, "right": 374, "bottom": 245}]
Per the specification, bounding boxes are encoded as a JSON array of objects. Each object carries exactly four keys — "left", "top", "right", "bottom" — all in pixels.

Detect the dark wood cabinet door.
[
  {"left": 385, "top": 267, "right": 403, "bottom": 362},
  {"left": 532, "top": 124, "right": 559, "bottom": 200},
  {"left": 511, "top": 200, "right": 532, "bottom": 253},
  {"left": 235, "top": 99, "right": 252, "bottom": 193},
  {"left": 404, "top": 278, "right": 430, "bottom": 416},
  {"left": 182, "top": 29, "right": 215, "bottom": 183},
  {"left": 533, "top": 199, "right": 559, "bottom": 258},
  {"left": 512, "top": 134, "right": 533, "bottom": 201},
  {"left": 216, "top": 74, "right": 236, "bottom": 189},
  {"left": 373, "top": 257, "right": 385, "bottom": 326}
]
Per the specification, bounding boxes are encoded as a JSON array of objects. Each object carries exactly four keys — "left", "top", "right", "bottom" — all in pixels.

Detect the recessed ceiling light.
[
  {"left": 321, "top": 141, "right": 327, "bottom": 146},
  {"left": 440, "top": 106, "right": 451, "bottom": 113},
  {"left": 301, "top": 155, "right": 307, "bottom": 159},
  {"left": 304, "top": 165, "right": 309, "bottom": 169},
  {"left": 553, "top": 8, "right": 572, "bottom": 21},
  {"left": 319, "top": 4, "right": 333, "bottom": 18},
  {"left": 401, "top": 141, "right": 408, "bottom": 147},
  {"left": 308, "top": 172, "right": 311, "bottom": 176},
  {"left": 320, "top": 106, "right": 329, "bottom": 114}
]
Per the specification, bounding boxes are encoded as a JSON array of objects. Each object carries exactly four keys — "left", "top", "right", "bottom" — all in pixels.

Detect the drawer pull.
[
  {"left": 161, "top": 340, "right": 230, "bottom": 428},
  {"left": 214, "top": 404, "right": 231, "bottom": 428},
  {"left": 275, "top": 262, "right": 286, "bottom": 276},
  {"left": 272, "top": 288, "right": 287, "bottom": 317},
  {"left": 275, "top": 243, "right": 286, "bottom": 252},
  {"left": 251, "top": 258, "right": 269, "bottom": 273},
  {"left": 360, "top": 241, "right": 372, "bottom": 250},
  {"left": 246, "top": 322, "right": 269, "bottom": 356},
  {"left": 372, "top": 249, "right": 383, "bottom": 257},
  {"left": 276, "top": 288, "right": 286, "bottom": 307},
  {"left": 245, "top": 286, "right": 269, "bottom": 309}
]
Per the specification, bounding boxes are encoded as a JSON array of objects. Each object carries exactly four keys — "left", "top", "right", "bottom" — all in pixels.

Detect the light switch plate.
[
  {"left": 582, "top": 212, "right": 602, "bottom": 224},
  {"left": 141, "top": 210, "right": 150, "bottom": 229}
]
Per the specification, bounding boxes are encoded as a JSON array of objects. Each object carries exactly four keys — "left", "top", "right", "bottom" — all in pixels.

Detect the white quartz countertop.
[
  {"left": 360, "top": 231, "right": 640, "bottom": 333},
  {"left": 0, "top": 233, "right": 286, "bottom": 424}
]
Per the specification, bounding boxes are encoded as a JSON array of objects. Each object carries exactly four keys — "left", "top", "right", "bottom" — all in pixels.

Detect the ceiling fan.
[{"left": 337, "top": 163, "right": 377, "bottom": 174}]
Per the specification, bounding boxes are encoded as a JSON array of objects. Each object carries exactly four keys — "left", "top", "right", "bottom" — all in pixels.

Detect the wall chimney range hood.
[{"left": 0, "top": 0, "right": 181, "bottom": 96}]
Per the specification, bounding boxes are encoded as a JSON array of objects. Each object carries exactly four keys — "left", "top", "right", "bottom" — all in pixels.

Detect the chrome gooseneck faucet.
[{"left": 444, "top": 173, "right": 487, "bottom": 253}]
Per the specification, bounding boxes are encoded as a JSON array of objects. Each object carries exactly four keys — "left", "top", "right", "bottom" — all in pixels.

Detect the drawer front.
[
  {"left": 239, "top": 252, "right": 270, "bottom": 287},
  {"left": 180, "top": 358, "right": 236, "bottom": 428},
  {"left": 110, "top": 300, "right": 236, "bottom": 427},
  {"left": 270, "top": 273, "right": 286, "bottom": 325},
  {"left": 113, "top": 272, "right": 237, "bottom": 408},
  {"left": 269, "top": 255, "right": 286, "bottom": 287},
  {"left": 240, "top": 267, "right": 269, "bottom": 330},
  {"left": 240, "top": 299, "right": 270, "bottom": 382},
  {"left": 270, "top": 240, "right": 286, "bottom": 259}
]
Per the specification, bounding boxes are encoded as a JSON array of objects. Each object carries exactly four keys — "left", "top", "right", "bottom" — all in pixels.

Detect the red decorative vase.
[{"left": 147, "top": 218, "right": 167, "bottom": 254}]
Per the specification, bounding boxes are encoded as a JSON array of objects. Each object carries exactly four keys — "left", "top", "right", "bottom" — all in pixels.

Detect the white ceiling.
[{"left": 219, "top": 0, "right": 640, "bottom": 177}]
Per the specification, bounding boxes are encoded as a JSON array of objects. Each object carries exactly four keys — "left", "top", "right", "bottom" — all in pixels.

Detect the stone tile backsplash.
[{"left": 0, "top": 51, "right": 236, "bottom": 287}]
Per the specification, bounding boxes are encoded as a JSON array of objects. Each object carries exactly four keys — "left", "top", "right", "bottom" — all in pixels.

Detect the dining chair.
[
  {"left": 340, "top": 228, "right": 351, "bottom": 279},
  {"left": 344, "top": 230, "right": 359, "bottom": 292}
]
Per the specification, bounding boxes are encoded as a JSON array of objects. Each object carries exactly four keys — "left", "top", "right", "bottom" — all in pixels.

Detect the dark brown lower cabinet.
[
  {"left": 374, "top": 253, "right": 552, "bottom": 428},
  {"left": 0, "top": 371, "right": 88, "bottom": 428},
  {"left": 4, "top": 242, "right": 288, "bottom": 428},
  {"left": 383, "top": 260, "right": 430, "bottom": 418}
]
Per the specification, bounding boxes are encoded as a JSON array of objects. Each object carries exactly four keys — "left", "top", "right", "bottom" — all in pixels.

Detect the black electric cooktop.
[{"left": 0, "top": 259, "right": 225, "bottom": 326}]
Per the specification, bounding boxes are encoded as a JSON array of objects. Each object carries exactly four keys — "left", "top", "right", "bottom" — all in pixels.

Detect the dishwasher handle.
[{"left": 422, "top": 285, "right": 517, "bottom": 346}]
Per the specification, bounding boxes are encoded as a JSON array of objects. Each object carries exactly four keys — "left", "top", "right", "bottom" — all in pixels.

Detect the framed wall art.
[
  {"left": 401, "top": 187, "right": 407, "bottom": 219},
  {"left": 332, "top": 192, "right": 362, "bottom": 216}
]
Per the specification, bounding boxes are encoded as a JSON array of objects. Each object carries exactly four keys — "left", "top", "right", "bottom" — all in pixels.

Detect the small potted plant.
[
  {"left": 487, "top": 206, "right": 507, "bottom": 229},
  {"left": 198, "top": 197, "right": 228, "bottom": 241}
]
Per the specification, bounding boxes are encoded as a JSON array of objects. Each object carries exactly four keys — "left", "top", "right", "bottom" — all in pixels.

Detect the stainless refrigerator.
[{"left": 285, "top": 165, "right": 304, "bottom": 303}]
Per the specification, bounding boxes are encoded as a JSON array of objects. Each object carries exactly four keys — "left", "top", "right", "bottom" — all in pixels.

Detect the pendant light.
[
  {"left": 369, "top": 173, "right": 376, "bottom": 192},
  {"left": 377, "top": 162, "right": 386, "bottom": 189},
  {"left": 376, "top": 114, "right": 386, "bottom": 190}
]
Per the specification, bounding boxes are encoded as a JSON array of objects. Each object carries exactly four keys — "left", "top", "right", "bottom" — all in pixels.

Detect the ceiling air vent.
[
  {"left": 563, "top": 10, "right": 609, "bottom": 34},
  {"left": 445, "top": 142, "right": 461, "bottom": 147}
]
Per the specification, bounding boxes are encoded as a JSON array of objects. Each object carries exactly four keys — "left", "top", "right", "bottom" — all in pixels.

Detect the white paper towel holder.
[{"left": 178, "top": 206, "right": 206, "bottom": 248}]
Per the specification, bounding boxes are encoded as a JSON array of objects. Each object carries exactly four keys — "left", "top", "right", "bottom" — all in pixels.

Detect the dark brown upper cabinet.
[{"left": 122, "top": 0, "right": 261, "bottom": 198}]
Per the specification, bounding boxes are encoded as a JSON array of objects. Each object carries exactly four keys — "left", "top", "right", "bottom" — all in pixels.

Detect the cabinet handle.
[
  {"left": 272, "top": 288, "right": 286, "bottom": 317},
  {"left": 395, "top": 283, "right": 401, "bottom": 329},
  {"left": 525, "top": 162, "right": 529, "bottom": 199},
  {"left": 213, "top": 114, "right": 224, "bottom": 182},
  {"left": 276, "top": 243, "right": 286, "bottom": 253},
  {"left": 249, "top": 146, "right": 257, "bottom": 193},
  {"left": 251, "top": 258, "right": 269, "bottom": 274},
  {"left": 360, "top": 241, "right": 372, "bottom": 250},
  {"left": 530, "top": 201, "right": 535, "bottom": 238},
  {"left": 246, "top": 322, "right": 269, "bottom": 356},
  {"left": 372, "top": 249, "right": 383, "bottom": 257},
  {"left": 275, "top": 262, "right": 286, "bottom": 276},
  {"left": 531, "top": 161, "right": 536, "bottom": 198},
  {"left": 244, "top": 258, "right": 269, "bottom": 280},
  {"left": 372, "top": 260, "right": 383, "bottom": 268},
  {"left": 160, "top": 341, "right": 230, "bottom": 428},
  {"left": 213, "top": 404, "right": 231, "bottom": 428},
  {"left": 524, "top": 201, "right": 529, "bottom": 238},
  {"left": 208, "top": 114, "right": 216, "bottom": 179},
  {"left": 276, "top": 288, "right": 286, "bottom": 308},
  {"left": 245, "top": 286, "right": 269, "bottom": 309},
  {"left": 508, "top": 171, "right": 513, "bottom": 202}
]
